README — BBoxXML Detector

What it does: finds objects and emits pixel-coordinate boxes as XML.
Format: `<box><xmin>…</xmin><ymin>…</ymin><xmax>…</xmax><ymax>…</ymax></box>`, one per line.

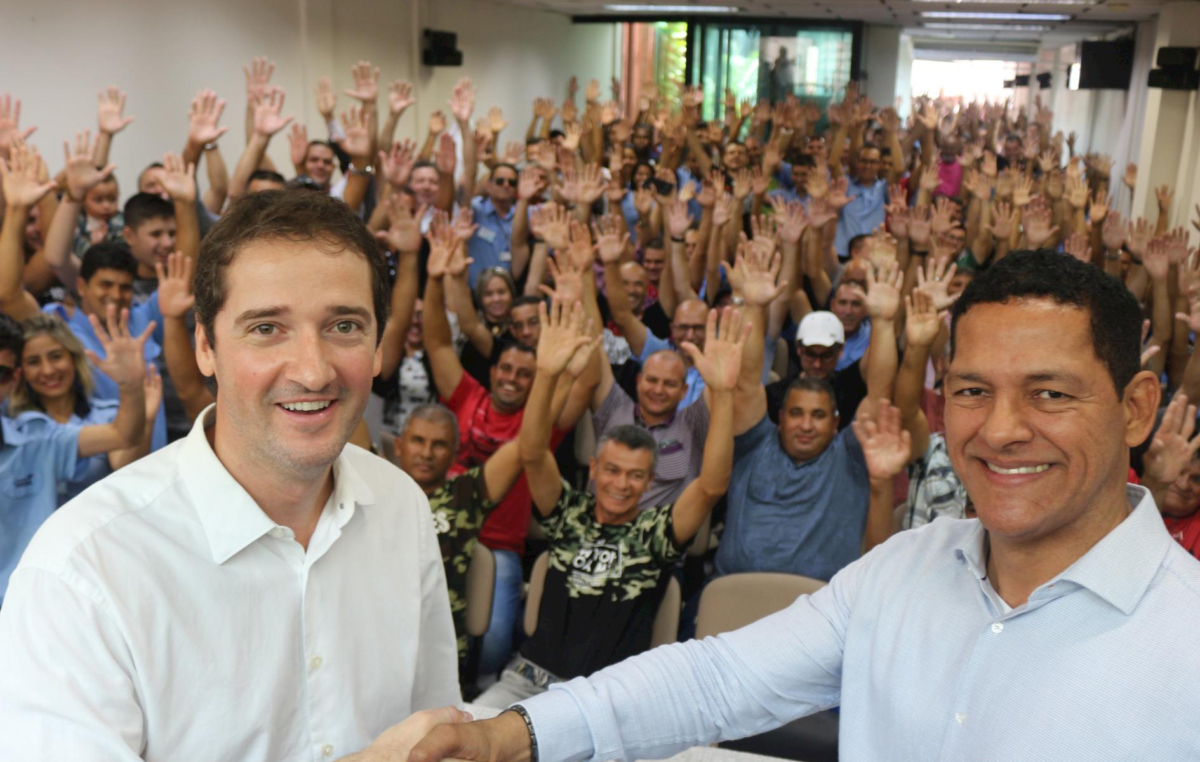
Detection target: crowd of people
<box><xmin>2</xmin><ymin>54</ymin><xmax>1200</xmax><ymax>754</ymax></box>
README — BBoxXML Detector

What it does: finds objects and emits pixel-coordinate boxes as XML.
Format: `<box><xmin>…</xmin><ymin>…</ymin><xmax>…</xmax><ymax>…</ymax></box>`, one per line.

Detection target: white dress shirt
<box><xmin>0</xmin><ymin>405</ymin><xmax>461</xmax><ymax>761</ymax></box>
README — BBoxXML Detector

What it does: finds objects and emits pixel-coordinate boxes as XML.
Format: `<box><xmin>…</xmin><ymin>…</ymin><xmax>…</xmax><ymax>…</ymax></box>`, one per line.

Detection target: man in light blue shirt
<box><xmin>408</xmin><ymin>251</ymin><xmax>1200</xmax><ymax>761</ymax></box>
<box><xmin>832</xmin><ymin>145</ymin><xmax>888</xmax><ymax>260</ymax></box>
<box><xmin>467</xmin><ymin>164</ymin><xmax>522</xmax><ymax>288</ymax></box>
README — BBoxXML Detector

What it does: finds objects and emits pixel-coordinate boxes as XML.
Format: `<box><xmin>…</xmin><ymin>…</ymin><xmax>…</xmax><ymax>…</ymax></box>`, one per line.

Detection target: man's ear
<box><xmin>122</xmin><ymin>226</ymin><xmax>135</xmax><ymax>244</ymax></box>
<box><xmin>1123</xmin><ymin>369</ymin><xmax>1163</xmax><ymax>448</ymax></box>
<box><xmin>195</xmin><ymin>321</ymin><xmax>216</xmax><ymax>379</ymax></box>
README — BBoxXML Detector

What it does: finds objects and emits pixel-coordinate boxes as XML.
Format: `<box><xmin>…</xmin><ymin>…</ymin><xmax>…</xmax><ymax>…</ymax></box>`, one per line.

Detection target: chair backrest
<box><xmin>773</xmin><ymin>336</ymin><xmax>791</xmax><ymax>380</ymax></box>
<box><xmin>695</xmin><ymin>572</ymin><xmax>826</xmax><ymax>639</ymax></box>
<box><xmin>464</xmin><ymin>541</ymin><xmax>496</xmax><ymax>637</ymax></box>
<box><xmin>524</xmin><ymin>550</ymin><xmax>682</xmax><ymax>647</ymax></box>
<box><xmin>575</xmin><ymin>413</ymin><xmax>596</xmax><ymax>464</ymax></box>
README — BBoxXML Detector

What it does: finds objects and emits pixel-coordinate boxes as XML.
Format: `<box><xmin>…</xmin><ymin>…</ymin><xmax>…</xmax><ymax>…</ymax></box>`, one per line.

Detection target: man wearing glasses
<box><xmin>830</xmin><ymin>144</ymin><xmax>900</xmax><ymax>261</ymax></box>
<box><xmin>466</xmin><ymin>164</ymin><xmax>522</xmax><ymax>288</ymax></box>
<box><xmin>766</xmin><ymin>311</ymin><xmax>865</xmax><ymax>432</ymax></box>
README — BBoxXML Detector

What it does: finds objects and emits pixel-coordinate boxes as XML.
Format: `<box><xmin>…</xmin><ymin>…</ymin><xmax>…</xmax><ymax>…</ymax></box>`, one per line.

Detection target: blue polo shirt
<box><xmin>833</xmin><ymin>177</ymin><xmax>888</xmax><ymax>258</ymax></box>
<box><xmin>716</xmin><ymin>415</ymin><xmax>868</xmax><ymax>581</ymax></box>
<box><xmin>0</xmin><ymin>413</ymin><xmax>81</xmax><ymax>603</ymax></box>
<box><xmin>54</xmin><ymin>399</ymin><xmax>119</xmax><ymax>506</ymax></box>
<box><xmin>467</xmin><ymin>196</ymin><xmax>518</xmax><ymax>288</ymax></box>
<box><xmin>43</xmin><ymin>303</ymin><xmax>167</xmax><ymax>452</ymax></box>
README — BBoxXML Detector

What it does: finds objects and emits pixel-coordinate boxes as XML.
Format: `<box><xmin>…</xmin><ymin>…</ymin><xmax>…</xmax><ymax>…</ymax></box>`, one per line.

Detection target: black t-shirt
<box><xmin>765</xmin><ymin>360</ymin><xmax>867</xmax><ymax>431</ymax></box>
<box><xmin>642</xmin><ymin>301</ymin><xmax>671</xmax><ymax>340</ymax></box>
<box><xmin>521</xmin><ymin>483</ymin><xmax>684</xmax><ymax>679</ymax></box>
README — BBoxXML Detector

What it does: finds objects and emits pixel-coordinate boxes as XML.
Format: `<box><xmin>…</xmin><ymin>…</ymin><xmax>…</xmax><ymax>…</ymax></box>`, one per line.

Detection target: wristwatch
<box><xmin>505</xmin><ymin>705</ymin><xmax>539</xmax><ymax>762</ymax></box>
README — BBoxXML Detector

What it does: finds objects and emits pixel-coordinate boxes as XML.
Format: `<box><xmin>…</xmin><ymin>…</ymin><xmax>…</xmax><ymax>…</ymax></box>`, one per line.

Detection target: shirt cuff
<box><xmin>519</xmin><ymin>684</ymin><xmax>597</xmax><ymax>762</ymax></box>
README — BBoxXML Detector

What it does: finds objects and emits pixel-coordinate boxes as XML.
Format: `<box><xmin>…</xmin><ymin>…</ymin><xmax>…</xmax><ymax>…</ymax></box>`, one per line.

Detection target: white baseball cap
<box><xmin>796</xmin><ymin>311</ymin><xmax>845</xmax><ymax>348</ymax></box>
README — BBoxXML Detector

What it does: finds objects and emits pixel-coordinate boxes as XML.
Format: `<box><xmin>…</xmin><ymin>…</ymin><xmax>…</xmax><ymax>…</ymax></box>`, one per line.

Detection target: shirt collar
<box><xmin>955</xmin><ymin>485</ymin><xmax>1171</xmax><ymax>615</ymax></box>
<box><xmin>181</xmin><ymin>405</ymin><xmax>376</xmax><ymax>565</ymax></box>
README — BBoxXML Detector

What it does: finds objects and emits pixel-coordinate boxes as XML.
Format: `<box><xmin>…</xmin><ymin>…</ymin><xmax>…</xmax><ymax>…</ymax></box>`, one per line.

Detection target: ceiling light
<box><xmin>604</xmin><ymin>4</ymin><xmax>740</xmax><ymax>11</ymax></box>
<box><xmin>921</xmin><ymin>11</ymin><xmax>1069</xmax><ymax>21</ymax></box>
<box><xmin>923</xmin><ymin>23</ymin><xmax>1053</xmax><ymax>32</ymax></box>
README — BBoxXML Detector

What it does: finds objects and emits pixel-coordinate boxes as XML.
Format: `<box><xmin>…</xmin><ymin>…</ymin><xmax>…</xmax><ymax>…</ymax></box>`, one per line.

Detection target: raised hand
<box><xmin>736</xmin><ymin>240</ymin><xmax>787</xmax><ymax>307</ymax></box>
<box><xmin>1063</xmin><ymin>232</ymin><xmax>1091</xmax><ymax>264</ymax></box>
<box><xmin>1123</xmin><ymin>162</ymin><xmax>1137</xmax><ymax>190</ymax></box>
<box><xmin>243</xmin><ymin>57</ymin><xmax>275</xmax><ymax>103</ymax></box>
<box><xmin>682</xmin><ymin>307</ymin><xmax>748</xmax><ymax>393</ymax></box>
<box><xmin>1102</xmin><ymin>211</ymin><xmax>1126</xmax><ymax>251</ymax></box>
<box><xmin>187</xmin><ymin>89</ymin><xmax>229</xmax><ymax>147</ymax></box>
<box><xmin>1143</xmin><ymin>237</ymin><xmax>1171</xmax><ymax>281</ymax></box>
<box><xmin>536</xmin><ymin>300</ymin><xmax>594</xmax><ymax>376</ymax></box>
<box><xmin>772</xmin><ymin>196</ymin><xmax>809</xmax><ymax>245</ymax></box>
<box><xmin>533</xmin><ymin>203</ymin><xmax>571</xmax><ymax>252</ymax></box>
<box><xmin>316</xmin><ymin>77</ymin><xmax>338</xmax><ymax>122</ymax></box>
<box><xmin>1157</xmin><ymin>184</ymin><xmax>1174</xmax><ymax>213</ymax></box>
<box><xmin>378</xmin><ymin>139</ymin><xmax>417</xmax><ymax>188</ymax></box>
<box><xmin>807</xmin><ymin>162</ymin><xmax>829</xmax><ymax>199</ymax></box>
<box><xmin>375</xmin><ymin>193</ymin><xmax>426</xmax><ymax>254</ymax></box>
<box><xmin>0</xmin><ymin>94</ymin><xmax>36</xmax><ymax>156</ymax></box>
<box><xmin>289</xmin><ymin>124</ymin><xmax>309</xmax><ymax>170</ymax></box>
<box><xmin>96</xmin><ymin>87</ymin><xmax>135</xmax><ymax>135</ymax></box>
<box><xmin>731</xmin><ymin>168</ymin><xmax>753</xmax><ymax>200</ymax></box>
<box><xmin>1023</xmin><ymin>202</ymin><xmax>1058</xmax><ymax>248</ymax></box>
<box><xmin>1144</xmin><ymin>392</ymin><xmax>1200</xmax><ymax>487</ymax></box>
<box><xmin>828</xmin><ymin>176</ymin><xmax>854</xmax><ymax>211</ymax></box>
<box><xmin>1065</xmin><ymin>174</ymin><xmax>1089</xmax><ymax>210</ymax></box>
<box><xmin>1011</xmin><ymin>172</ymin><xmax>1033</xmax><ymax>207</ymax></box>
<box><xmin>388</xmin><ymin>80</ymin><xmax>415</xmax><ymax>115</ymax></box>
<box><xmin>541</xmin><ymin>254</ymin><xmax>585</xmax><ymax>306</ymax></box>
<box><xmin>1089</xmin><ymin>191</ymin><xmax>1109</xmax><ymax>226</ymax></box>
<box><xmin>908</xmin><ymin>205</ymin><xmax>932</xmax><ymax>248</ymax></box>
<box><xmin>338</xmin><ymin>106</ymin><xmax>372</xmax><ymax>162</ymax></box>
<box><xmin>344</xmin><ymin>60</ymin><xmax>380</xmax><ymax>103</ymax></box>
<box><xmin>435</xmin><ymin>133</ymin><xmax>456</xmax><ymax>176</ymax></box>
<box><xmin>666</xmin><ymin>198</ymin><xmax>694</xmax><ymax>240</ymax></box>
<box><xmin>593</xmin><ymin>217</ymin><xmax>630</xmax><ymax>264</ymax></box>
<box><xmin>160</xmin><ymin>152</ymin><xmax>197</xmax><ymax>203</ymax></box>
<box><xmin>1126</xmin><ymin>216</ymin><xmax>1153</xmax><ymax>258</ymax></box>
<box><xmin>852</xmin><ymin>400</ymin><xmax>912</xmax><ymax>482</ymax></box>
<box><xmin>87</xmin><ymin>304</ymin><xmax>154</xmax><ymax>392</ymax></box>
<box><xmin>62</xmin><ymin>130</ymin><xmax>116</xmax><ymax>201</ymax></box>
<box><xmin>0</xmin><ymin>140</ymin><xmax>55</xmax><ymax>209</ymax></box>
<box><xmin>905</xmin><ymin>288</ymin><xmax>943</xmax><ymax>349</ymax></box>
<box><xmin>1177</xmin><ymin>284</ymin><xmax>1200</xmax><ymax>334</ymax></box>
<box><xmin>424</xmin><ymin>211</ymin><xmax>458</xmax><ymax>278</ymax></box>
<box><xmin>152</xmin><ymin>252</ymin><xmax>196</xmax><ymax>319</ymax></box>
<box><xmin>452</xmin><ymin>207</ymin><xmax>480</xmax><ymax>247</ymax></box>
<box><xmin>864</xmin><ymin>259</ymin><xmax>903</xmax><ymax>321</ymax></box>
<box><xmin>253</xmin><ymin>88</ymin><xmax>293</xmax><ymax>137</ymax></box>
<box><xmin>449</xmin><ymin>77</ymin><xmax>476</xmax><ymax>124</ymax></box>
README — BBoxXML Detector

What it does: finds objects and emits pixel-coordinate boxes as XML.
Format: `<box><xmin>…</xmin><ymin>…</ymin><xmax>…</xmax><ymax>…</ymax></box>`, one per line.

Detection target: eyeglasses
<box><xmin>494</xmin><ymin>177</ymin><xmax>518</xmax><ymax>187</ymax></box>
<box><xmin>800</xmin><ymin>346</ymin><xmax>839</xmax><ymax>362</ymax></box>
<box><xmin>0</xmin><ymin>365</ymin><xmax>14</xmax><ymax>383</ymax></box>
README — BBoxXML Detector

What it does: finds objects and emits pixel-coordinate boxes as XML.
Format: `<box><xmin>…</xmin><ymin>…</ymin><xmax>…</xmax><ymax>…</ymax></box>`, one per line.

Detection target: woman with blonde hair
<box><xmin>9</xmin><ymin>313</ymin><xmax>160</xmax><ymax>504</ymax></box>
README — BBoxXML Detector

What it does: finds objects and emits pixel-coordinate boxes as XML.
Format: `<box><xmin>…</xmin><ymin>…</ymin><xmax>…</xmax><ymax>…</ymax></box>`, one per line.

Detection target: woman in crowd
<box><xmin>453</xmin><ymin>265</ymin><xmax>517</xmax><ymax>386</ymax></box>
<box><xmin>8</xmin><ymin>314</ymin><xmax>159</xmax><ymax>504</ymax></box>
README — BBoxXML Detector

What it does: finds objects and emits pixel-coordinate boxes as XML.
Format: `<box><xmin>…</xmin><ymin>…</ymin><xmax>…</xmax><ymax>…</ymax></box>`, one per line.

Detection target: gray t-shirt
<box><xmin>715</xmin><ymin>415</ymin><xmax>868</xmax><ymax>581</ymax></box>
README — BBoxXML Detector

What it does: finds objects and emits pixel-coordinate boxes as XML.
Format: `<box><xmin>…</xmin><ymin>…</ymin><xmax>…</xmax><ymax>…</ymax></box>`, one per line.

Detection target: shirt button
<box><xmin>991</xmin><ymin>622</ymin><xmax>1004</xmax><ymax>634</ymax></box>
<box><xmin>270</xmin><ymin>527</ymin><xmax>288</xmax><ymax>539</ymax></box>
<box><xmin>310</xmin><ymin>656</ymin><xmax>323</xmax><ymax>670</ymax></box>
<box><xmin>955</xmin><ymin>712</ymin><xmax>967</xmax><ymax>725</ymax></box>
<box><xmin>322</xmin><ymin>744</ymin><xmax>334</xmax><ymax>757</ymax></box>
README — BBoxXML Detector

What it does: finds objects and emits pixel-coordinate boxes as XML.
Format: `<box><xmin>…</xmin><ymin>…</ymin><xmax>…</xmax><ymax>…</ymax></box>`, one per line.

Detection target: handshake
<box><xmin>355</xmin><ymin>706</ymin><xmax>531</xmax><ymax>762</ymax></box>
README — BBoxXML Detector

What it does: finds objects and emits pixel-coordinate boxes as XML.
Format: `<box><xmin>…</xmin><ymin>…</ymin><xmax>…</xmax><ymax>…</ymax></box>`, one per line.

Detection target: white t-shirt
<box><xmin>0</xmin><ymin>405</ymin><xmax>460</xmax><ymax>761</ymax></box>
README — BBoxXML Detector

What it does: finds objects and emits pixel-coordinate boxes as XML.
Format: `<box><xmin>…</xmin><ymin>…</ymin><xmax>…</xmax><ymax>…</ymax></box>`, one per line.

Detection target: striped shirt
<box><xmin>904</xmin><ymin>432</ymin><xmax>968</xmax><ymax>529</ymax></box>
<box><xmin>592</xmin><ymin>383</ymin><xmax>708</xmax><ymax>511</ymax></box>
<box><xmin>521</xmin><ymin>486</ymin><xmax>1200</xmax><ymax>762</ymax></box>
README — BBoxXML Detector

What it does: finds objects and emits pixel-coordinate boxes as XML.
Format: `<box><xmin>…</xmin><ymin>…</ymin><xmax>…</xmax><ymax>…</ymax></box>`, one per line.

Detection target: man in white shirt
<box><xmin>0</xmin><ymin>190</ymin><xmax>463</xmax><ymax>761</ymax></box>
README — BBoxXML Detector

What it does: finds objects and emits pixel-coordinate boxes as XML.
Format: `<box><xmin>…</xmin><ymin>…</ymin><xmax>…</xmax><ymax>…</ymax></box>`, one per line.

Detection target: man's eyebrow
<box><xmin>329</xmin><ymin>305</ymin><xmax>374</xmax><ymax>323</ymax></box>
<box><xmin>234</xmin><ymin>306</ymin><xmax>288</xmax><ymax>327</ymax></box>
<box><xmin>947</xmin><ymin>370</ymin><xmax>1086</xmax><ymax>385</ymax></box>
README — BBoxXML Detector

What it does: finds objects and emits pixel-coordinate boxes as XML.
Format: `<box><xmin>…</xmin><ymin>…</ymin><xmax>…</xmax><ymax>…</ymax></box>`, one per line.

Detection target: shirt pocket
<box><xmin>654</xmin><ymin>439</ymin><xmax>692</xmax><ymax>483</ymax></box>
<box><xmin>9</xmin><ymin>471</ymin><xmax>40</xmax><ymax>500</ymax></box>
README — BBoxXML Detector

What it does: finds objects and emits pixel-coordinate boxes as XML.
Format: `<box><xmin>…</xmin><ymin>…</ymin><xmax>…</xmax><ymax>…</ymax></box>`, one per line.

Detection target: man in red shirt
<box><xmin>1141</xmin><ymin>392</ymin><xmax>1200</xmax><ymax>559</ymax></box>
<box><xmin>422</xmin><ymin>225</ymin><xmax>596</xmax><ymax>680</ymax></box>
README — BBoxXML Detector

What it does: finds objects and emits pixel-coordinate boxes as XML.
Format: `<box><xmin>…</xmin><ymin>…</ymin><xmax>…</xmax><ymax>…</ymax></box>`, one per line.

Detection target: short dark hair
<box><xmin>249</xmin><ymin>169</ymin><xmax>287</xmax><ymax>185</ymax></box>
<box><xmin>80</xmin><ymin>241</ymin><xmax>138</xmax><ymax>282</ymax></box>
<box><xmin>643</xmin><ymin>236</ymin><xmax>665</xmax><ymax>251</ymax></box>
<box><xmin>950</xmin><ymin>249</ymin><xmax>1142</xmax><ymax>394</ymax></box>
<box><xmin>193</xmin><ymin>190</ymin><xmax>389</xmax><ymax>347</ymax></box>
<box><xmin>526</xmin><ymin>136</ymin><xmax>544</xmax><ymax>146</ymax></box>
<box><xmin>782</xmin><ymin>377</ymin><xmax>837</xmax><ymax>412</ymax></box>
<box><xmin>548</xmin><ymin>129</ymin><xmax>565</xmax><ymax>140</ymax></box>
<box><xmin>411</xmin><ymin>159</ymin><xmax>438</xmax><ymax>177</ymax></box>
<box><xmin>793</xmin><ymin>154</ymin><xmax>817</xmax><ymax>168</ymax></box>
<box><xmin>493</xmin><ymin>334</ymin><xmax>536</xmax><ymax>362</ymax></box>
<box><xmin>596</xmin><ymin>424</ymin><xmax>658</xmax><ymax>471</ymax></box>
<box><xmin>511</xmin><ymin>295</ymin><xmax>543</xmax><ymax>311</ymax></box>
<box><xmin>123</xmin><ymin>192</ymin><xmax>175</xmax><ymax>230</ymax></box>
<box><xmin>847</xmin><ymin>234</ymin><xmax>871</xmax><ymax>257</ymax></box>
<box><xmin>0</xmin><ymin>312</ymin><xmax>22</xmax><ymax>359</ymax></box>
<box><xmin>490</xmin><ymin>163</ymin><xmax>519</xmax><ymax>179</ymax></box>
<box><xmin>1005</xmin><ymin>133</ymin><xmax>1024</xmax><ymax>145</ymax></box>
<box><xmin>859</xmin><ymin>142</ymin><xmax>881</xmax><ymax>155</ymax></box>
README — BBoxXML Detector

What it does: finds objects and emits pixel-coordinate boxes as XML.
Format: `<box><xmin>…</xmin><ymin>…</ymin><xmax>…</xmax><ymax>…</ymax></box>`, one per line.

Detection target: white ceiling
<box><xmin>494</xmin><ymin>0</ymin><xmax>1179</xmax><ymax>44</ymax></box>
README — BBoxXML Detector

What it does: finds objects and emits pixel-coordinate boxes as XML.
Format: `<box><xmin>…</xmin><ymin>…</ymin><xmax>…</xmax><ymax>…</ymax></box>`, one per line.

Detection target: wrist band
<box><xmin>506</xmin><ymin>705</ymin><xmax>539</xmax><ymax>762</ymax></box>
<box><xmin>203</xmin><ymin>142</ymin><xmax>219</xmax><ymax>152</ymax></box>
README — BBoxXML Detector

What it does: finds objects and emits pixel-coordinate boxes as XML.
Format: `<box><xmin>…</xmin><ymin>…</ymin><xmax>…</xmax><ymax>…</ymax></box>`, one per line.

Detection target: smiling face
<box><xmin>798</xmin><ymin>341</ymin><xmax>843</xmax><ymax>381</ymax></box>
<box><xmin>590</xmin><ymin>441</ymin><xmax>655</xmax><ymax>520</ymax></box>
<box><xmin>304</xmin><ymin>143</ymin><xmax>336</xmax><ymax>187</ymax></box>
<box><xmin>945</xmin><ymin>299</ymin><xmax>1153</xmax><ymax>547</ymax></box>
<box><xmin>642</xmin><ymin>246</ymin><xmax>665</xmax><ymax>286</ymax></box>
<box><xmin>395</xmin><ymin>415</ymin><xmax>458</xmax><ymax>492</ymax></box>
<box><xmin>489</xmin><ymin>165</ymin><xmax>518</xmax><ymax>205</ymax></box>
<box><xmin>195</xmin><ymin>239</ymin><xmax>382</xmax><ymax>479</ymax></box>
<box><xmin>21</xmin><ymin>333</ymin><xmax>77</xmax><ymax>403</ymax></box>
<box><xmin>479</xmin><ymin>273</ymin><xmax>514</xmax><ymax>323</ymax></box>
<box><xmin>830</xmin><ymin>283</ymin><xmax>867</xmax><ymax>336</ymax></box>
<box><xmin>76</xmin><ymin>267</ymin><xmax>134</xmax><ymax>321</ymax></box>
<box><xmin>488</xmin><ymin>346</ymin><xmax>536</xmax><ymax>412</ymax></box>
<box><xmin>509</xmin><ymin>303</ymin><xmax>541</xmax><ymax>347</ymax></box>
<box><xmin>778</xmin><ymin>387</ymin><xmax>838</xmax><ymax>461</ymax></box>
<box><xmin>636</xmin><ymin>351</ymin><xmax>687</xmax><ymax>422</ymax></box>
<box><xmin>123</xmin><ymin>216</ymin><xmax>177</xmax><ymax>273</ymax></box>
<box><xmin>620</xmin><ymin>262</ymin><xmax>648</xmax><ymax>315</ymax></box>
<box><xmin>410</xmin><ymin>166</ymin><xmax>440</xmax><ymax>207</ymax></box>
<box><xmin>855</xmin><ymin>147</ymin><xmax>882</xmax><ymax>186</ymax></box>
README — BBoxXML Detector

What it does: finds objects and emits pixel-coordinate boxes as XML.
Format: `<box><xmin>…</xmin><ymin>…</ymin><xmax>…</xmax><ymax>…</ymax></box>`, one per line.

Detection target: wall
<box><xmin>861</xmin><ymin>25</ymin><xmax>901</xmax><ymax>111</ymax></box>
<box><xmin>0</xmin><ymin>0</ymin><xmax>617</xmax><ymax>196</ymax></box>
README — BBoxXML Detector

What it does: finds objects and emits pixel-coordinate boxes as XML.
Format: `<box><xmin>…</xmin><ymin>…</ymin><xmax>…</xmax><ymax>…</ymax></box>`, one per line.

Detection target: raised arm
<box><xmin>374</xmin><ymin>194</ymin><xmax>426</xmax><ymax>380</ymax></box>
<box><xmin>43</xmin><ymin>131</ymin><xmax>116</xmax><ymax>285</ymax></box>
<box><xmin>511</xmin><ymin>168</ymin><xmax>546</xmax><ymax>281</ymax></box>
<box><xmin>181</xmin><ymin>89</ymin><xmax>229</xmax><ymax>170</ymax></box>
<box><xmin>1142</xmin><ymin>391</ymin><xmax>1200</xmax><ymax>510</ymax></box>
<box><xmin>338</xmin><ymin>105</ymin><xmax>374</xmax><ymax>213</ymax></box>
<box><xmin>159</xmin><ymin>153</ymin><xmax>199</xmax><ymax>260</ymax></box>
<box><xmin>521</xmin><ymin>300</ymin><xmax>596</xmax><ymax>515</ymax></box>
<box><xmin>672</xmin><ymin>307</ymin><xmax>746</xmax><ymax>544</ymax></box>
<box><xmin>76</xmin><ymin>304</ymin><xmax>151</xmax><ymax>458</ymax></box>
<box><xmin>597</xmin><ymin>217</ymin><xmax>650</xmax><ymax>356</ymax></box>
<box><xmin>93</xmin><ymin>87</ymin><xmax>135</xmax><ymax>170</ymax></box>
<box><xmin>665</xmin><ymin>197</ymin><xmax>698</xmax><ymax>304</ymax></box>
<box><xmin>422</xmin><ymin>215</ymin><xmax>467</xmax><ymax>399</ymax></box>
<box><xmin>202</xmin><ymin>144</ymin><xmax>229</xmax><ymax>215</ymax></box>
<box><xmin>856</xmin><ymin>257</ymin><xmax>903</xmax><ymax>418</ymax></box>
<box><xmin>894</xmin><ymin>288</ymin><xmax>940</xmax><ymax>464</ymax></box>
<box><xmin>229</xmin><ymin>89</ymin><xmax>293</xmax><ymax>201</ymax></box>
<box><xmin>449</xmin><ymin>78</ymin><xmax>478</xmax><ymax>206</ymax></box>
<box><xmin>852</xmin><ymin>399</ymin><xmax>911</xmax><ymax>553</ymax></box>
<box><xmin>724</xmin><ymin>235</ymin><xmax>786</xmax><ymax>434</ymax></box>
<box><xmin>0</xmin><ymin>141</ymin><xmax>54</xmax><ymax>319</ymax></box>
<box><xmin>379</xmin><ymin>80</ymin><xmax>414</xmax><ymax>149</ymax></box>
<box><xmin>154</xmin><ymin>252</ymin><xmax>212</xmax><ymax>422</ymax></box>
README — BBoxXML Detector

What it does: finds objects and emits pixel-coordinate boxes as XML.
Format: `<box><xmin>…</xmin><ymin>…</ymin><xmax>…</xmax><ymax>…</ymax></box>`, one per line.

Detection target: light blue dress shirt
<box><xmin>520</xmin><ymin>486</ymin><xmax>1200</xmax><ymax>761</ymax></box>
<box><xmin>837</xmin><ymin>318</ymin><xmax>871</xmax><ymax>372</ymax></box>
<box><xmin>0</xmin><ymin>413</ymin><xmax>80</xmax><ymax>603</ymax></box>
<box><xmin>833</xmin><ymin>177</ymin><xmax>887</xmax><ymax>259</ymax></box>
<box><xmin>467</xmin><ymin>196</ymin><xmax>519</xmax><ymax>288</ymax></box>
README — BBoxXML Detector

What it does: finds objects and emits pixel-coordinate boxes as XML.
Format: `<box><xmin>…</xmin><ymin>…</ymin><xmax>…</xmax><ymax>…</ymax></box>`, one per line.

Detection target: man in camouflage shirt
<box><xmin>475</xmin><ymin>300</ymin><xmax>744</xmax><ymax>708</ymax></box>
<box><xmin>394</xmin><ymin>403</ymin><xmax>525</xmax><ymax>669</ymax></box>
